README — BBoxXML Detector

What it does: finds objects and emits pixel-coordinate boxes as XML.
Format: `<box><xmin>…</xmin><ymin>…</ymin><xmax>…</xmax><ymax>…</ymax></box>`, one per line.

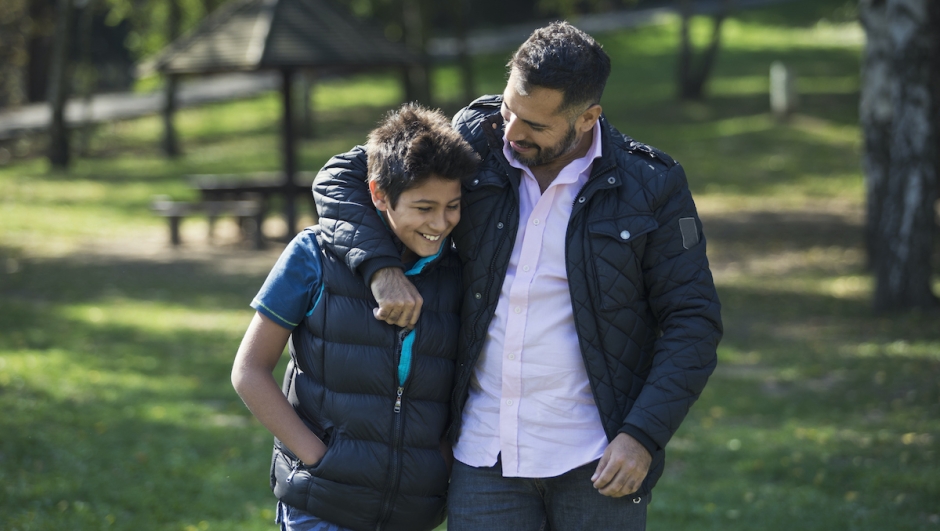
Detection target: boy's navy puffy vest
<box><xmin>271</xmin><ymin>227</ymin><xmax>461</xmax><ymax>531</ymax></box>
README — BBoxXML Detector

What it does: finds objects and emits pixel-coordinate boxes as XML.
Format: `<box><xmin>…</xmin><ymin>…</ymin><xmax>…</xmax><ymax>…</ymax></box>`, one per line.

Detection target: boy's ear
<box><xmin>369</xmin><ymin>180</ymin><xmax>389</xmax><ymax>211</ymax></box>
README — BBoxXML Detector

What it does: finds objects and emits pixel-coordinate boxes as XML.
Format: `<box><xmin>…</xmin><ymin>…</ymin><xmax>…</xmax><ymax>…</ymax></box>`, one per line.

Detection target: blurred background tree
<box><xmin>859</xmin><ymin>0</ymin><xmax>940</xmax><ymax>313</ymax></box>
<box><xmin>677</xmin><ymin>0</ymin><xmax>732</xmax><ymax>100</ymax></box>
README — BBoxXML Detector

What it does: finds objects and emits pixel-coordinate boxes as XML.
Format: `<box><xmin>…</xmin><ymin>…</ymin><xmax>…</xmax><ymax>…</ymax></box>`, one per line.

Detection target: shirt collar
<box><xmin>502</xmin><ymin>120</ymin><xmax>603</xmax><ymax>185</ymax></box>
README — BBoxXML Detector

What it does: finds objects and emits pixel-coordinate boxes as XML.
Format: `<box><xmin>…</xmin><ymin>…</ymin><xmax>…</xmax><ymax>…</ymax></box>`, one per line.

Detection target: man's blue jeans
<box><xmin>448</xmin><ymin>457</ymin><xmax>648</xmax><ymax>531</ymax></box>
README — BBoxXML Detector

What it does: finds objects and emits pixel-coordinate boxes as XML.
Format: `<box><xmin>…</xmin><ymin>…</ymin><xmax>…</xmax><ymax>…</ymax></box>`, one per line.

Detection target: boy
<box><xmin>232</xmin><ymin>103</ymin><xmax>479</xmax><ymax>531</ymax></box>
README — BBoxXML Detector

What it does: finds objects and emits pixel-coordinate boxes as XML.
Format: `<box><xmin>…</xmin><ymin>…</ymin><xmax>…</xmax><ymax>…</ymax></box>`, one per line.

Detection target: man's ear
<box><xmin>576</xmin><ymin>104</ymin><xmax>603</xmax><ymax>133</ymax></box>
<box><xmin>369</xmin><ymin>180</ymin><xmax>389</xmax><ymax>211</ymax></box>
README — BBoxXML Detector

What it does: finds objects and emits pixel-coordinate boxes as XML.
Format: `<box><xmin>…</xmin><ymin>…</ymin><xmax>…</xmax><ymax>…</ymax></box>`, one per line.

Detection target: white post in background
<box><xmin>770</xmin><ymin>61</ymin><xmax>797</xmax><ymax>120</ymax></box>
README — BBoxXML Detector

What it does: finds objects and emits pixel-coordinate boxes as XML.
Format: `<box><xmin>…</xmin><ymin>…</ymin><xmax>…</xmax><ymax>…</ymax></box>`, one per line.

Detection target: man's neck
<box><xmin>528</xmin><ymin>128</ymin><xmax>595</xmax><ymax>193</ymax></box>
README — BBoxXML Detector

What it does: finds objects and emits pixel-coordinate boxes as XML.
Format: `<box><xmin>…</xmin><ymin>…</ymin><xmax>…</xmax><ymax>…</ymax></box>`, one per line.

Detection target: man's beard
<box><xmin>509</xmin><ymin>122</ymin><xmax>578</xmax><ymax>168</ymax></box>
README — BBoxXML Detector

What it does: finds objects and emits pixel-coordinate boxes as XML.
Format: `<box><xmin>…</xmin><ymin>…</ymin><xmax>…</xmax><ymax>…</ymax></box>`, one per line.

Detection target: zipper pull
<box><xmin>393</xmin><ymin>386</ymin><xmax>404</xmax><ymax>413</ymax></box>
<box><xmin>286</xmin><ymin>460</ymin><xmax>301</xmax><ymax>483</ymax></box>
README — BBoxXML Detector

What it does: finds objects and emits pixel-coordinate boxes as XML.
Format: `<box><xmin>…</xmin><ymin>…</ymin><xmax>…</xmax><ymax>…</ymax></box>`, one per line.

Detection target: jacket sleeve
<box><xmin>312</xmin><ymin>145</ymin><xmax>403</xmax><ymax>282</ymax></box>
<box><xmin>620</xmin><ymin>161</ymin><xmax>723</xmax><ymax>454</ymax></box>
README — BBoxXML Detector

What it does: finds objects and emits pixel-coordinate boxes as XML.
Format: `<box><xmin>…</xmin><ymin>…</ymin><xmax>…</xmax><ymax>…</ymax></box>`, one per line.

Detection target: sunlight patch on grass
<box><xmin>841</xmin><ymin>340</ymin><xmax>940</xmax><ymax>361</ymax></box>
<box><xmin>821</xmin><ymin>275</ymin><xmax>872</xmax><ymax>299</ymax></box>
<box><xmin>788</xmin><ymin>115</ymin><xmax>861</xmax><ymax>146</ymax></box>
<box><xmin>722</xmin><ymin>18</ymin><xmax>864</xmax><ymax>50</ymax></box>
<box><xmin>0</xmin><ymin>350</ymin><xmax>200</xmax><ymax>402</ymax></box>
<box><xmin>710</xmin><ymin>76</ymin><xmax>768</xmax><ymax>96</ymax></box>
<box><xmin>798</xmin><ymin>76</ymin><xmax>859</xmax><ymax>94</ymax></box>
<box><xmin>60</xmin><ymin>301</ymin><xmax>247</xmax><ymax>335</ymax></box>
<box><xmin>314</xmin><ymin>73</ymin><xmax>401</xmax><ymax>109</ymax></box>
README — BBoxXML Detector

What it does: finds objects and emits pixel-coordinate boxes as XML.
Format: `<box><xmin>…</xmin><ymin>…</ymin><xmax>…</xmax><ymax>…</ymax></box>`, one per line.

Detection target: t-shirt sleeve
<box><xmin>251</xmin><ymin>230</ymin><xmax>323</xmax><ymax>330</ymax></box>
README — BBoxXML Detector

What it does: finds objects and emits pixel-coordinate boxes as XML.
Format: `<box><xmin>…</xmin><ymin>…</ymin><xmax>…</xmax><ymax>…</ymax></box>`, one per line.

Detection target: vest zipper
<box><xmin>376</xmin><ymin>328</ymin><xmax>412</xmax><ymax>530</ymax></box>
<box><xmin>285</xmin><ymin>460</ymin><xmax>302</xmax><ymax>483</ymax></box>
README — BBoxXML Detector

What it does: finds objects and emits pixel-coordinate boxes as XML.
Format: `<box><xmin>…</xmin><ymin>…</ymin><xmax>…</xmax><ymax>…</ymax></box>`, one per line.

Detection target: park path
<box><xmin>0</xmin><ymin>0</ymin><xmax>791</xmax><ymax>141</ymax></box>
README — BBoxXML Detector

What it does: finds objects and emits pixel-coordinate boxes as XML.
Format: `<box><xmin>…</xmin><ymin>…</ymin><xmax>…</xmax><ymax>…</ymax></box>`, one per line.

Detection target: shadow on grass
<box><xmin>1</xmin><ymin>248</ymin><xmax>284</xmax><ymax>529</ymax></box>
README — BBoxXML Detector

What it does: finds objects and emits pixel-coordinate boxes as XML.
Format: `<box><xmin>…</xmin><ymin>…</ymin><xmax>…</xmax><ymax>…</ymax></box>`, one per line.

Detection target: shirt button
<box><xmin>533</xmin><ymin>219</ymin><xmax>540</xmax><ymax>225</ymax></box>
<box><xmin>474</xmin><ymin>292</ymin><xmax>482</xmax><ymax>299</ymax></box>
<box><xmin>508</xmin><ymin>353</ymin><xmax>515</xmax><ymax>360</ymax></box>
<box><xmin>578</xmin><ymin>196</ymin><xmax>586</xmax><ymax>203</ymax></box>
<box><xmin>506</xmin><ymin>399</ymin><xmax>513</xmax><ymax>406</ymax></box>
<box><xmin>620</xmin><ymin>230</ymin><xmax>631</xmax><ymax>240</ymax></box>
<box><xmin>608</xmin><ymin>176</ymin><xmax>616</xmax><ymax>185</ymax></box>
<box><xmin>497</xmin><ymin>222</ymin><xmax>504</xmax><ymax>229</ymax></box>
<box><xmin>522</xmin><ymin>265</ymin><xmax>530</xmax><ymax>272</ymax></box>
<box><xmin>514</xmin><ymin>307</ymin><xmax>521</xmax><ymax>314</ymax></box>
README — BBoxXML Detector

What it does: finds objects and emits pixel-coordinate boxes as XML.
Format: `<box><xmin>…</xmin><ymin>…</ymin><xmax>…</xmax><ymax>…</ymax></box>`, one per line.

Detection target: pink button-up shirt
<box><xmin>453</xmin><ymin>121</ymin><xmax>609</xmax><ymax>478</ymax></box>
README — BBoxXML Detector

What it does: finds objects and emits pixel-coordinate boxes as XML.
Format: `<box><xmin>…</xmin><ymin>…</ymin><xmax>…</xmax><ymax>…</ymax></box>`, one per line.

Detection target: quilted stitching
<box><xmin>311</xmin><ymin>98</ymin><xmax>723</xmax><ymax>495</ymax></box>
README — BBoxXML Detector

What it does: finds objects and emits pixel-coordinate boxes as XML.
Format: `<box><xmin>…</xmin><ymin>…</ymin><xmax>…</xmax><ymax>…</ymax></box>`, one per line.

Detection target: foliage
<box><xmin>103</xmin><ymin>0</ymin><xmax>213</xmax><ymax>61</ymax></box>
<box><xmin>1</xmin><ymin>0</ymin><xmax>938</xmax><ymax>529</ymax></box>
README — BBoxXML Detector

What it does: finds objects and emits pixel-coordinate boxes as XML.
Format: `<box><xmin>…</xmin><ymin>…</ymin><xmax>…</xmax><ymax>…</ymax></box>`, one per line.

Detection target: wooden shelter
<box><xmin>152</xmin><ymin>0</ymin><xmax>419</xmax><ymax>236</ymax></box>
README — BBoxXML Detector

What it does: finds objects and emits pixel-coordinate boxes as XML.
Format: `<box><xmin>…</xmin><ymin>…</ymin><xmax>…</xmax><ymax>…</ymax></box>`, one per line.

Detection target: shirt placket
<box><xmin>498</xmin><ymin>183</ymin><xmax>558</xmax><ymax>474</ymax></box>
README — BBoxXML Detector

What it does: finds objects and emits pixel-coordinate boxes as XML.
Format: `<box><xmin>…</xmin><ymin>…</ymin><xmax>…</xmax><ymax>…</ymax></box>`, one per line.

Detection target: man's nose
<box><xmin>504</xmin><ymin>113</ymin><xmax>522</xmax><ymax>141</ymax></box>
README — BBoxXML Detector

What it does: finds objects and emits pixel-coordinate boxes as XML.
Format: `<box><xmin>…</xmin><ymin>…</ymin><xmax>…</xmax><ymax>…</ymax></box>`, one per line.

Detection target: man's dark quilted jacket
<box><xmin>313</xmin><ymin>95</ymin><xmax>722</xmax><ymax>496</ymax></box>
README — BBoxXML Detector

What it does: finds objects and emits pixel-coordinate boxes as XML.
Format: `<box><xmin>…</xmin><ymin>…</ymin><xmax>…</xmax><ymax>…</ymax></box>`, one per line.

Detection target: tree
<box><xmin>677</xmin><ymin>0</ymin><xmax>732</xmax><ymax>101</ymax></box>
<box><xmin>48</xmin><ymin>0</ymin><xmax>75</xmax><ymax>169</ymax></box>
<box><xmin>859</xmin><ymin>0</ymin><xmax>940</xmax><ymax>312</ymax></box>
<box><xmin>161</xmin><ymin>0</ymin><xmax>182</xmax><ymax>157</ymax></box>
<box><xmin>0</xmin><ymin>0</ymin><xmax>30</xmax><ymax>108</ymax></box>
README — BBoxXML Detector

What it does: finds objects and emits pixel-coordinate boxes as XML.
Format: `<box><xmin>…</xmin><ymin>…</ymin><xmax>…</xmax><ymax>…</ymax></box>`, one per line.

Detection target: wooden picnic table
<box><xmin>188</xmin><ymin>171</ymin><xmax>316</xmax><ymax>212</ymax></box>
<box><xmin>151</xmin><ymin>172</ymin><xmax>318</xmax><ymax>248</ymax></box>
<box><xmin>189</xmin><ymin>171</ymin><xmax>318</xmax><ymax>234</ymax></box>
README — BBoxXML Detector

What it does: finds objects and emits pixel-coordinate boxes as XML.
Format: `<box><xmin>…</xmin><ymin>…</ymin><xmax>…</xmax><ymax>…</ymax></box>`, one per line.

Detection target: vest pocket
<box><xmin>587</xmin><ymin>216</ymin><xmax>658</xmax><ymax>310</ymax></box>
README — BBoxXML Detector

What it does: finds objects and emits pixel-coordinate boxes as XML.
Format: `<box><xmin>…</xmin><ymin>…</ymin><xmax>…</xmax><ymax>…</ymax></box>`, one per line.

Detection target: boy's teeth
<box><xmin>422</xmin><ymin>233</ymin><xmax>440</xmax><ymax>241</ymax></box>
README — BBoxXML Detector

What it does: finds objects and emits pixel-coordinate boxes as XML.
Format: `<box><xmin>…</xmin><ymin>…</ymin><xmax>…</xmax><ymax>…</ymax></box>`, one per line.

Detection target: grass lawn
<box><xmin>1</xmin><ymin>0</ymin><xmax>938</xmax><ymax>529</ymax></box>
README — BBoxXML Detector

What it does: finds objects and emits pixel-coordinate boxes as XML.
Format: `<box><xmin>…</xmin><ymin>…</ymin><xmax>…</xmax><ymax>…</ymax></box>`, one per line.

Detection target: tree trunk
<box><xmin>863</xmin><ymin>0</ymin><xmax>940</xmax><ymax>312</ymax></box>
<box><xmin>860</xmin><ymin>0</ymin><xmax>892</xmax><ymax>268</ymax></box>
<box><xmin>677</xmin><ymin>0</ymin><xmax>731</xmax><ymax>101</ymax></box>
<box><xmin>281</xmin><ymin>68</ymin><xmax>298</xmax><ymax>237</ymax></box>
<box><xmin>162</xmin><ymin>0</ymin><xmax>182</xmax><ymax>158</ymax></box>
<box><xmin>76</xmin><ymin>0</ymin><xmax>99</xmax><ymax>157</ymax></box>
<box><xmin>47</xmin><ymin>0</ymin><xmax>74</xmax><ymax>169</ymax></box>
<box><xmin>27</xmin><ymin>0</ymin><xmax>53</xmax><ymax>104</ymax></box>
<box><xmin>402</xmin><ymin>0</ymin><xmax>431</xmax><ymax>104</ymax></box>
<box><xmin>453</xmin><ymin>0</ymin><xmax>474</xmax><ymax>104</ymax></box>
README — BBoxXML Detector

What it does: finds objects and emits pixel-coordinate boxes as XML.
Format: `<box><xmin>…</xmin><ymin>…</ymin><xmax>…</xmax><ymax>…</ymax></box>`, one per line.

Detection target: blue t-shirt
<box><xmin>251</xmin><ymin>230</ymin><xmax>323</xmax><ymax>330</ymax></box>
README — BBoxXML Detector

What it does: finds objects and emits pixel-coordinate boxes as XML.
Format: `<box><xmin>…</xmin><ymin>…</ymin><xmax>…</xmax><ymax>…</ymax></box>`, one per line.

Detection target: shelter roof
<box><xmin>153</xmin><ymin>0</ymin><xmax>418</xmax><ymax>74</ymax></box>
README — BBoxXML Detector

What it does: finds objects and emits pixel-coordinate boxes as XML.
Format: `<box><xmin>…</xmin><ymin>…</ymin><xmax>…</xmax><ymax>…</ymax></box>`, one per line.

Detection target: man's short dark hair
<box><xmin>507</xmin><ymin>21</ymin><xmax>611</xmax><ymax>115</ymax></box>
<box><xmin>366</xmin><ymin>103</ymin><xmax>480</xmax><ymax>208</ymax></box>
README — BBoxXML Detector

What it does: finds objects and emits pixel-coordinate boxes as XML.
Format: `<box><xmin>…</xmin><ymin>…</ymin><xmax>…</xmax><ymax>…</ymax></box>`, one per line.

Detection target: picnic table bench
<box><xmin>150</xmin><ymin>195</ymin><xmax>266</xmax><ymax>248</ymax></box>
<box><xmin>151</xmin><ymin>171</ymin><xmax>318</xmax><ymax>249</ymax></box>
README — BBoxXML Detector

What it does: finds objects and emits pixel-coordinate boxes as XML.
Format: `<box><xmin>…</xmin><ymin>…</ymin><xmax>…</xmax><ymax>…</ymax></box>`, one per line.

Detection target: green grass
<box><xmin>1</xmin><ymin>0</ymin><xmax>938</xmax><ymax>529</ymax></box>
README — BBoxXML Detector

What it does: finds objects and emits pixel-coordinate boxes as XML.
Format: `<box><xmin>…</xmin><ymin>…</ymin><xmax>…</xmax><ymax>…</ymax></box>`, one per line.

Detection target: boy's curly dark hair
<box><xmin>507</xmin><ymin>21</ymin><xmax>611</xmax><ymax>116</ymax></box>
<box><xmin>366</xmin><ymin>103</ymin><xmax>480</xmax><ymax>208</ymax></box>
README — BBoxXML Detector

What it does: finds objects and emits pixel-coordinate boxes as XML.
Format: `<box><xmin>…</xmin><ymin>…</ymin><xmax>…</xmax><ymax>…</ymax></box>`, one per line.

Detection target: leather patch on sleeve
<box><xmin>679</xmin><ymin>217</ymin><xmax>699</xmax><ymax>249</ymax></box>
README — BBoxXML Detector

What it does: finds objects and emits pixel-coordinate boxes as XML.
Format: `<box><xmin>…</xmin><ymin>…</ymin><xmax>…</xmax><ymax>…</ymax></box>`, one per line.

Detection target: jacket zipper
<box><xmin>566</xmin><ymin>163</ymin><xmax>619</xmax><ymax>442</ymax></box>
<box><xmin>376</xmin><ymin>328</ymin><xmax>412</xmax><ymax>530</ymax></box>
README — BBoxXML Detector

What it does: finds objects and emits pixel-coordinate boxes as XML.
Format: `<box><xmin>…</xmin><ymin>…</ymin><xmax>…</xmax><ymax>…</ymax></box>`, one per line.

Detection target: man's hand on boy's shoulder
<box><xmin>370</xmin><ymin>267</ymin><xmax>423</xmax><ymax>328</ymax></box>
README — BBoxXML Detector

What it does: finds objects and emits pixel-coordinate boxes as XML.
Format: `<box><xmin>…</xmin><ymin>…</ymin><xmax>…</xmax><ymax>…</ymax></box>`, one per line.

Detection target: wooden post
<box><xmin>769</xmin><ymin>61</ymin><xmax>797</xmax><ymax>119</ymax></box>
<box><xmin>48</xmin><ymin>0</ymin><xmax>74</xmax><ymax>169</ymax></box>
<box><xmin>281</xmin><ymin>68</ymin><xmax>297</xmax><ymax>237</ymax></box>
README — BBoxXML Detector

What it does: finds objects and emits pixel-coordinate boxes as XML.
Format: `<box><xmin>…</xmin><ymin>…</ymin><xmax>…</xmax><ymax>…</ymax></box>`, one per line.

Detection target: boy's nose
<box><xmin>428</xmin><ymin>212</ymin><xmax>446</xmax><ymax>231</ymax></box>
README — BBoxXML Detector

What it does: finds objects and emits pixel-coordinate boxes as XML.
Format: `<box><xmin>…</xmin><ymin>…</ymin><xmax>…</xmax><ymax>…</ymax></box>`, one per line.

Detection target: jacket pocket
<box><xmin>587</xmin><ymin>215</ymin><xmax>659</xmax><ymax>310</ymax></box>
<box><xmin>271</xmin><ymin>435</ymin><xmax>333</xmax><ymax>510</ymax></box>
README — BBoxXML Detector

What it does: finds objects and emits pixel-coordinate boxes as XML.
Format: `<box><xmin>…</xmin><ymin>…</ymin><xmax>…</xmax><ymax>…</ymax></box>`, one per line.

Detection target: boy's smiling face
<box><xmin>370</xmin><ymin>175</ymin><xmax>462</xmax><ymax>261</ymax></box>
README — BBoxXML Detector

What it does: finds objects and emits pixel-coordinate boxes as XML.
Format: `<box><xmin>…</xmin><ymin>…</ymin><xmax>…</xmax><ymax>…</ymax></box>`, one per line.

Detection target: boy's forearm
<box><xmin>232</xmin><ymin>313</ymin><xmax>326</xmax><ymax>465</ymax></box>
<box><xmin>233</xmin><ymin>367</ymin><xmax>326</xmax><ymax>465</ymax></box>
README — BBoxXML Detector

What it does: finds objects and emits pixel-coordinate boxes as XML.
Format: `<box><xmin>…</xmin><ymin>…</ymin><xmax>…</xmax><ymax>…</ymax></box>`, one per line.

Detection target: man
<box><xmin>313</xmin><ymin>21</ymin><xmax>722</xmax><ymax>531</ymax></box>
